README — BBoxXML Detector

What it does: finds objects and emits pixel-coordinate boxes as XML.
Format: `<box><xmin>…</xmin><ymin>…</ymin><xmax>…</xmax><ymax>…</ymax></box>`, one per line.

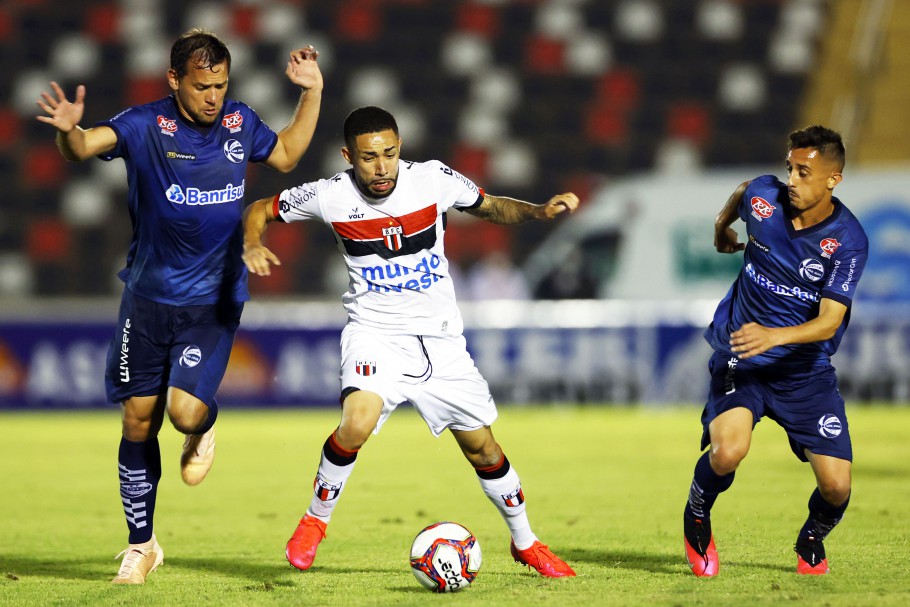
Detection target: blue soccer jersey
<box><xmin>704</xmin><ymin>174</ymin><xmax>869</xmax><ymax>369</ymax></box>
<box><xmin>97</xmin><ymin>96</ymin><xmax>278</xmax><ymax>305</ymax></box>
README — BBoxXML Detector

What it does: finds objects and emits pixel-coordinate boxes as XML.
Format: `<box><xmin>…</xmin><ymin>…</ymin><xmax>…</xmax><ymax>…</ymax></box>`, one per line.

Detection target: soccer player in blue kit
<box><xmin>36</xmin><ymin>29</ymin><xmax>323</xmax><ymax>584</ymax></box>
<box><xmin>682</xmin><ymin>126</ymin><xmax>868</xmax><ymax>577</ymax></box>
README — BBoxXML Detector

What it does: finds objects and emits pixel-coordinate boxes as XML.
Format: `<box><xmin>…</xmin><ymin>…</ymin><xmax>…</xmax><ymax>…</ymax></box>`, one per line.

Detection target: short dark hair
<box><xmin>788</xmin><ymin>125</ymin><xmax>845</xmax><ymax>171</ymax></box>
<box><xmin>170</xmin><ymin>28</ymin><xmax>231</xmax><ymax>79</ymax></box>
<box><xmin>343</xmin><ymin>106</ymin><xmax>399</xmax><ymax>150</ymax></box>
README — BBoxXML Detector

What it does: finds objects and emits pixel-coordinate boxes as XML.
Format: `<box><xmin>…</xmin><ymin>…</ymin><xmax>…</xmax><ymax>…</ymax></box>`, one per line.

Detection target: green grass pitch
<box><xmin>1</xmin><ymin>405</ymin><xmax>909</xmax><ymax>606</ymax></box>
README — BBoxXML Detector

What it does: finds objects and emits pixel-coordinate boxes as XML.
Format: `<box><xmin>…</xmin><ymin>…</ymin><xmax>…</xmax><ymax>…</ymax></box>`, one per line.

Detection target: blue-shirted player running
<box><xmin>682</xmin><ymin>126</ymin><xmax>868</xmax><ymax>577</ymax></box>
<box><xmin>36</xmin><ymin>29</ymin><xmax>323</xmax><ymax>584</ymax></box>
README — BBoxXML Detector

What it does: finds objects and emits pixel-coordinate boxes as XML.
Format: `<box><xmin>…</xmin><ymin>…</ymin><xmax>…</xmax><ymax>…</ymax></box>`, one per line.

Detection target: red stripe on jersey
<box><xmin>331</xmin><ymin>204</ymin><xmax>437</xmax><ymax>240</ymax></box>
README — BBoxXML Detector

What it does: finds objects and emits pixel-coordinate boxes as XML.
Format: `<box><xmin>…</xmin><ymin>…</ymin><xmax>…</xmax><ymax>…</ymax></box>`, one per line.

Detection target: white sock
<box><xmin>476</xmin><ymin>456</ymin><xmax>538</xmax><ymax>549</ymax></box>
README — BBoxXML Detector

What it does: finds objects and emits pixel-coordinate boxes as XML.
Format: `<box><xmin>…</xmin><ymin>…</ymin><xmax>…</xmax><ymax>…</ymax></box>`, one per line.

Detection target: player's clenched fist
<box><xmin>541</xmin><ymin>192</ymin><xmax>579</xmax><ymax>219</ymax></box>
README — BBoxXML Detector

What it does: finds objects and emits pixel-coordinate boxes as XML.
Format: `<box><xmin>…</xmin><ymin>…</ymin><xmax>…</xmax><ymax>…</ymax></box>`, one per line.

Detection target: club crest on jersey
<box><xmin>314</xmin><ymin>476</ymin><xmax>342</xmax><ymax>501</ymax></box>
<box><xmin>750</xmin><ymin>196</ymin><xmax>775</xmax><ymax>221</ymax></box>
<box><xmin>818</xmin><ymin>414</ymin><xmax>842</xmax><ymax>438</ymax></box>
<box><xmin>224</xmin><ymin>139</ymin><xmax>244</xmax><ymax>163</ymax></box>
<box><xmin>355</xmin><ymin>361</ymin><xmax>377</xmax><ymax>376</ymax></box>
<box><xmin>157</xmin><ymin>115</ymin><xmax>177</xmax><ymax>136</ymax></box>
<box><xmin>382</xmin><ymin>225</ymin><xmax>404</xmax><ymax>251</ymax></box>
<box><xmin>222</xmin><ymin>110</ymin><xmax>243</xmax><ymax>132</ymax></box>
<box><xmin>820</xmin><ymin>237</ymin><xmax>840</xmax><ymax>258</ymax></box>
<box><xmin>501</xmin><ymin>486</ymin><xmax>525</xmax><ymax>508</ymax></box>
<box><xmin>798</xmin><ymin>258</ymin><xmax>825</xmax><ymax>282</ymax></box>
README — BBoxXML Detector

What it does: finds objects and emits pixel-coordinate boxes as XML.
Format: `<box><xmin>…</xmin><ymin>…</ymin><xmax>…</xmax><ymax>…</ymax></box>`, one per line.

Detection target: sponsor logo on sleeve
<box><xmin>750</xmin><ymin>196</ymin><xmax>775</xmax><ymax>221</ymax></box>
<box><xmin>820</xmin><ymin>238</ymin><xmax>840</xmax><ymax>258</ymax></box>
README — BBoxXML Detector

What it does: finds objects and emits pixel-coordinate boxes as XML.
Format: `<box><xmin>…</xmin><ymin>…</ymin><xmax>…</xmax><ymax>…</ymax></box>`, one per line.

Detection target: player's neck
<box><xmin>789</xmin><ymin>198</ymin><xmax>834</xmax><ymax>230</ymax></box>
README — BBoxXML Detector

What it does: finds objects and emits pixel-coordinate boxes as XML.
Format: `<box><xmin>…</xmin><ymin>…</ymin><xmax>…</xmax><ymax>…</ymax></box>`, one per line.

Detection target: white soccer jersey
<box><xmin>275</xmin><ymin>160</ymin><xmax>484</xmax><ymax>335</ymax></box>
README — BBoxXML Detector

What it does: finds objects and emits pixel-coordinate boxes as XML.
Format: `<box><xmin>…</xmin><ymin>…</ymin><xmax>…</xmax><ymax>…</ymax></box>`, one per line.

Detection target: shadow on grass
<box><xmin>561</xmin><ymin>547</ymin><xmax>793</xmax><ymax>575</ymax></box>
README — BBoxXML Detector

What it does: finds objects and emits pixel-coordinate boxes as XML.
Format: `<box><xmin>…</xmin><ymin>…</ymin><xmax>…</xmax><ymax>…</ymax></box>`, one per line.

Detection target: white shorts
<box><xmin>340</xmin><ymin>325</ymin><xmax>497</xmax><ymax>437</ymax></box>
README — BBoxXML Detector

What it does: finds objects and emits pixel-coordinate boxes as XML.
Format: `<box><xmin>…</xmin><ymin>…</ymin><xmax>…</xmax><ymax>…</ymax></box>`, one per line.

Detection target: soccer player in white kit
<box><xmin>243</xmin><ymin>106</ymin><xmax>579</xmax><ymax>578</ymax></box>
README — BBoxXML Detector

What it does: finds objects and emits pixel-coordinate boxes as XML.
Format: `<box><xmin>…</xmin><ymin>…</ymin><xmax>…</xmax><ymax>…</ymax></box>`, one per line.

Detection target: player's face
<box><xmin>342</xmin><ymin>130</ymin><xmax>401</xmax><ymax>199</ymax></box>
<box><xmin>168</xmin><ymin>61</ymin><xmax>229</xmax><ymax>127</ymax></box>
<box><xmin>786</xmin><ymin>147</ymin><xmax>842</xmax><ymax>215</ymax></box>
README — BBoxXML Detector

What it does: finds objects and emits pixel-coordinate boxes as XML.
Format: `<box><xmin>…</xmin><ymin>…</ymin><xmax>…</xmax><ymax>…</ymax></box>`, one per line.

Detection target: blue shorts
<box><xmin>104</xmin><ymin>288</ymin><xmax>243</xmax><ymax>406</ymax></box>
<box><xmin>700</xmin><ymin>351</ymin><xmax>852</xmax><ymax>462</ymax></box>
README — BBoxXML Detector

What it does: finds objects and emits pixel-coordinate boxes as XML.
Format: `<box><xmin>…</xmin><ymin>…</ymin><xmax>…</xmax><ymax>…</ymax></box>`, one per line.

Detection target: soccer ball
<box><xmin>409</xmin><ymin>521</ymin><xmax>482</xmax><ymax>592</ymax></box>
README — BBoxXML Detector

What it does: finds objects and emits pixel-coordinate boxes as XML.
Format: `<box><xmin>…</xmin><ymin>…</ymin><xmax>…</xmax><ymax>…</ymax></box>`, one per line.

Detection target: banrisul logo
<box><xmin>167</xmin><ymin>179</ymin><xmax>245</xmax><ymax>206</ymax></box>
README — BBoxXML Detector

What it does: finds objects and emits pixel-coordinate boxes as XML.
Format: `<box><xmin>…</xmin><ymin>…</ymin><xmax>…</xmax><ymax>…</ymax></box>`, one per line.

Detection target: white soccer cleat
<box><xmin>112</xmin><ymin>535</ymin><xmax>164</xmax><ymax>584</ymax></box>
<box><xmin>181</xmin><ymin>426</ymin><xmax>216</xmax><ymax>486</ymax></box>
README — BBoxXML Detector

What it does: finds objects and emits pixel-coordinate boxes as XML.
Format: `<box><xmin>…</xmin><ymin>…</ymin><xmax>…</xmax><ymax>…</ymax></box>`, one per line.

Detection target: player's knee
<box><xmin>167</xmin><ymin>403</ymin><xmax>208</xmax><ymax>434</ymax></box>
<box><xmin>817</xmin><ymin>479</ymin><xmax>851</xmax><ymax>506</ymax></box>
<box><xmin>709</xmin><ymin>443</ymin><xmax>747</xmax><ymax>475</ymax></box>
<box><xmin>337</xmin><ymin>416</ymin><xmax>375</xmax><ymax>449</ymax></box>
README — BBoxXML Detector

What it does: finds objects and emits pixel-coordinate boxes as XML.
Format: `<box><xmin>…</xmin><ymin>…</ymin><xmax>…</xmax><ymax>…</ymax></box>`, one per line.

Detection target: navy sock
<box><xmin>194</xmin><ymin>399</ymin><xmax>218</xmax><ymax>435</ymax></box>
<box><xmin>798</xmin><ymin>488</ymin><xmax>849</xmax><ymax>542</ymax></box>
<box><xmin>118</xmin><ymin>437</ymin><xmax>161</xmax><ymax>544</ymax></box>
<box><xmin>685</xmin><ymin>451</ymin><xmax>735</xmax><ymax>520</ymax></box>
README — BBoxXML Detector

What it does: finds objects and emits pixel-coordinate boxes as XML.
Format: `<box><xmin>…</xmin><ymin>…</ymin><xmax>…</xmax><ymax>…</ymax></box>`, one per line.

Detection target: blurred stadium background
<box><xmin>1</xmin><ymin>0</ymin><xmax>908</xmax><ymax>409</ymax></box>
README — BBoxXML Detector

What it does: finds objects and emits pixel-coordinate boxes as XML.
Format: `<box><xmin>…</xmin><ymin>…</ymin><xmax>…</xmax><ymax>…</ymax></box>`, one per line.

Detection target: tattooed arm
<box><xmin>464</xmin><ymin>192</ymin><xmax>579</xmax><ymax>224</ymax></box>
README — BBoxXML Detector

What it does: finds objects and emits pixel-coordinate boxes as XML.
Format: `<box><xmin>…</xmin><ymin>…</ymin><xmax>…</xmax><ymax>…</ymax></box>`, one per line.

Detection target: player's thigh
<box><xmin>409</xmin><ymin>336</ymin><xmax>497</xmax><ymax>437</ymax></box>
<box><xmin>121</xmin><ymin>393</ymin><xmax>167</xmax><ymax>440</ymax></box>
<box><xmin>105</xmin><ymin>289</ymin><xmax>171</xmax><ymax>404</ymax></box>
<box><xmin>701</xmin><ymin>352</ymin><xmax>764</xmax><ymax>455</ymax></box>
<box><xmin>167</xmin><ymin>300</ymin><xmax>243</xmax><ymax>407</ymax></box>
<box><xmin>339</xmin><ymin>326</ymin><xmax>411</xmax><ymax>435</ymax></box>
<box><xmin>768</xmin><ymin>366</ymin><xmax>852</xmax><ymax>463</ymax></box>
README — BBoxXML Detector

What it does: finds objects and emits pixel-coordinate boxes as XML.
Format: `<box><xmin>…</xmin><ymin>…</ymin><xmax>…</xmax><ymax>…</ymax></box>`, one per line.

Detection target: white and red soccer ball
<box><xmin>409</xmin><ymin>522</ymin><xmax>482</xmax><ymax>592</ymax></box>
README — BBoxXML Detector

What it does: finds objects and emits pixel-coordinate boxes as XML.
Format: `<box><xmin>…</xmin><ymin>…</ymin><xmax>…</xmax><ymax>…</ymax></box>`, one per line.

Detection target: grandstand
<box><xmin>5</xmin><ymin>0</ymin><xmax>903</xmax><ymax>298</ymax></box>
<box><xmin>1</xmin><ymin>0</ymin><xmax>908</xmax><ymax>408</ymax></box>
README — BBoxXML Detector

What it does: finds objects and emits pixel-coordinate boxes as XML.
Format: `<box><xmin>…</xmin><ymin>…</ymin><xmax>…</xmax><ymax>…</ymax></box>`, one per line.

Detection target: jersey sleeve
<box><xmin>821</xmin><ymin>244</ymin><xmax>867</xmax><ymax>307</ymax></box>
<box><xmin>274</xmin><ymin>180</ymin><xmax>324</xmax><ymax>223</ymax></box>
<box><xmin>95</xmin><ymin>107</ymin><xmax>140</xmax><ymax>161</ymax></box>
<box><xmin>740</xmin><ymin>175</ymin><xmax>783</xmax><ymax>222</ymax></box>
<box><xmin>241</xmin><ymin>104</ymin><xmax>279</xmax><ymax>163</ymax></box>
<box><xmin>429</xmin><ymin>160</ymin><xmax>485</xmax><ymax>211</ymax></box>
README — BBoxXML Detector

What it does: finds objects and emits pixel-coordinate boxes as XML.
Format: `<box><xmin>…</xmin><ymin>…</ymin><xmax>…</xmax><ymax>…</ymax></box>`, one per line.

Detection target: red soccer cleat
<box><xmin>510</xmin><ymin>540</ymin><xmax>576</xmax><ymax>578</ymax></box>
<box><xmin>286</xmin><ymin>515</ymin><xmax>327</xmax><ymax>571</ymax></box>
<box><xmin>684</xmin><ymin>516</ymin><xmax>719</xmax><ymax>577</ymax></box>
<box><xmin>795</xmin><ymin>538</ymin><xmax>829</xmax><ymax>575</ymax></box>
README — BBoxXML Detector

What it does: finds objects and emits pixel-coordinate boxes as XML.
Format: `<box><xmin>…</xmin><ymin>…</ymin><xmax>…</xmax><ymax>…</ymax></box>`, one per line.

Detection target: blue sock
<box><xmin>684</xmin><ymin>451</ymin><xmax>735</xmax><ymax>520</ymax></box>
<box><xmin>798</xmin><ymin>488</ymin><xmax>849</xmax><ymax>542</ymax></box>
<box><xmin>118</xmin><ymin>437</ymin><xmax>161</xmax><ymax>544</ymax></box>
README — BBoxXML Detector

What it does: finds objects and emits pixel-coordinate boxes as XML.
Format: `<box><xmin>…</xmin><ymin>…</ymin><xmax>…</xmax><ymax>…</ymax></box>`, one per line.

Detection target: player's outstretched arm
<box><xmin>465</xmin><ymin>192</ymin><xmax>579</xmax><ymax>225</ymax></box>
<box><xmin>730</xmin><ymin>298</ymin><xmax>847</xmax><ymax>359</ymax></box>
<box><xmin>714</xmin><ymin>180</ymin><xmax>750</xmax><ymax>253</ymax></box>
<box><xmin>265</xmin><ymin>46</ymin><xmax>324</xmax><ymax>173</ymax></box>
<box><xmin>36</xmin><ymin>81</ymin><xmax>116</xmax><ymax>161</ymax></box>
<box><xmin>242</xmin><ymin>197</ymin><xmax>282</xmax><ymax>276</ymax></box>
